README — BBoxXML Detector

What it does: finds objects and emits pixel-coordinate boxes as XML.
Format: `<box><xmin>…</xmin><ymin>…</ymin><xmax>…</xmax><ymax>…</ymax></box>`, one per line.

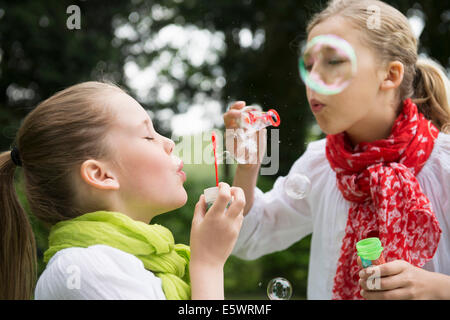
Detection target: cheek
<box><xmin>118</xmin><ymin>145</ymin><xmax>170</xmax><ymax>190</ymax></box>
<box><xmin>134</xmin><ymin>153</ymin><xmax>173</xmax><ymax>188</ymax></box>
<box><xmin>139</xmin><ymin>156</ymin><xmax>187</xmax><ymax>209</ymax></box>
<box><xmin>332</xmin><ymin>61</ymin><xmax>378</xmax><ymax>120</ymax></box>
<box><xmin>313</xmin><ymin>90</ymin><xmax>366</xmax><ymax>135</ymax></box>
<box><xmin>351</xmin><ymin>53</ymin><xmax>381</xmax><ymax>99</ymax></box>
<box><xmin>133</xmin><ymin>150</ymin><xmax>187</xmax><ymax>202</ymax></box>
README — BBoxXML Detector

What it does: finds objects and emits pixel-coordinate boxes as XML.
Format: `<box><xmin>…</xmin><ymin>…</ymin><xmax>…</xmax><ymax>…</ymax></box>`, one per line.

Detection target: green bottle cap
<box><xmin>356</xmin><ymin>237</ymin><xmax>383</xmax><ymax>261</ymax></box>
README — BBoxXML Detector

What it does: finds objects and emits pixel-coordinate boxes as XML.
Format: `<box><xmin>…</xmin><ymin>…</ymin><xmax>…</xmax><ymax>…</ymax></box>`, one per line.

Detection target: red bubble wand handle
<box><xmin>211</xmin><ymin>131</ymin><xmax>219</xmax><ymax>187</ymax></box>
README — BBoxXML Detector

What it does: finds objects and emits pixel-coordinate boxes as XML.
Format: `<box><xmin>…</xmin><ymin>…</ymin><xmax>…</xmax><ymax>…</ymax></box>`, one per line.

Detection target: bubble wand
<box><xmin>211</xmin><ymin>131</ymin><xmax>219</xmax><ymax>187</ymax></box>
<box><xmin>203</xmin><ymin>131</ymin><xmax>220</xmax><ymax>207</ymax></box>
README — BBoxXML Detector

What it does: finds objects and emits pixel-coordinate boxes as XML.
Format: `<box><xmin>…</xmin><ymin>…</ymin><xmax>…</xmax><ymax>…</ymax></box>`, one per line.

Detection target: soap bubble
<box><xmin>299</xmin><ymin>34</ymin><xmax>357</xmax><ymax>95</ymax></box>
<box><xmin>284</xmin><ymin>173</ymin><xmax>311</xmax><ymax>199</ymax></box>
<box><xmin>267</xmin><ymin>277</ymin><xmax>293</xmax><ymax>300</ymax></box>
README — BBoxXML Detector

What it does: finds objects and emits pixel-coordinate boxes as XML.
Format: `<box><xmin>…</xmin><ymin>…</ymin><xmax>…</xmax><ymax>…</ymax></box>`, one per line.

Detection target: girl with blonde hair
<box><xmin>225</xmin><ymin>0</ymin><xmax>450</xmax><ymax>299</ymax></box>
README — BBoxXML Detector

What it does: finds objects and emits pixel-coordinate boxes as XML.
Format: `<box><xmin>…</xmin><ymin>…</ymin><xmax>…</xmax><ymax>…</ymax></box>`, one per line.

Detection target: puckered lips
<box><xmin>309</xmin><ymin>98</ymin><xmax>326</xmax><ymax>114</ymax></box>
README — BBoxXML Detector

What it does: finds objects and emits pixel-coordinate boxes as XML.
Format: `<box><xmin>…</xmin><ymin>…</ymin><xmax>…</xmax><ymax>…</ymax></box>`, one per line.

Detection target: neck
<box><xmin>346</xmin><ymin>98</ymin><xmax>401</xmax><ymax>148</ymax></box>
<box><xmin>107</xmin><ymin>196</ymin><xmax>156</xmax><ymax>224</ymax></box>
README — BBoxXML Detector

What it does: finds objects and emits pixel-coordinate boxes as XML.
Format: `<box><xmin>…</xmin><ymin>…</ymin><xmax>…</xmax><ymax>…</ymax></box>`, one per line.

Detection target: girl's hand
<box><xmin>190</xmin><ymin>182</ymin><xmax>245</xmax><ymax>268</ymax></box>
<box><xmin>358</xmin><ymin>258</ymin><xmax>450</xmax><ymax>299</ymax></box>
<box><xmin>223</xmin><ymin>101</ymin><xmax>246</xmax><ymax>130</ymax></box>
<box><xmin>223</xmin><ymin>101</ymin><xmax>267</xmax><ymax>166</ymax></box>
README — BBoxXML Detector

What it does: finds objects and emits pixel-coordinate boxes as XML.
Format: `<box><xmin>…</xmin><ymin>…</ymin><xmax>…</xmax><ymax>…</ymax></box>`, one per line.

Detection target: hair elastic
<box><xmin>10</xmin><ymin>146</ymin><xmax>22</xmax><ymax>167</ymax></box>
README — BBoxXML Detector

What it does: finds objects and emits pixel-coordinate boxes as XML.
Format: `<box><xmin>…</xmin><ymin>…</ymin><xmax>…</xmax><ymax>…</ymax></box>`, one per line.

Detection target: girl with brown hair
<box><xmin>1</xmin><ymin>81</ymin><xmax>245</xmax><ymax>300</ymax></box>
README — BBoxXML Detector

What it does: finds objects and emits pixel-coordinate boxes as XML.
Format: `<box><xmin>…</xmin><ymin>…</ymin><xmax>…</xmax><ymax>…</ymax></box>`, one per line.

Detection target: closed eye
<box><xmin>328</xmin><ymin>59</ymin><xmax>344</xmax><ymax>65</ymax></box>
<box><xmin>144</xmin><ymin>137</ymin><xmax>154</xmax><ymax>141</ymax></box>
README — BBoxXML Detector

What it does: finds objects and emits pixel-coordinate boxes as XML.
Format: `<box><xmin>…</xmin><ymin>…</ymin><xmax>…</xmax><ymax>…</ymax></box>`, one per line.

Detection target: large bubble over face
<box><xmin>299</xmin><ymin>34</ymin><xmax>357</xmax><ymax>95</ymax></box>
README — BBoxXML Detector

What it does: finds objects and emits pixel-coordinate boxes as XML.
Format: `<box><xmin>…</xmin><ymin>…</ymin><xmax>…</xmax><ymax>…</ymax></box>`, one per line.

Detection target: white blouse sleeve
<box><xmin>34</xmin><ymin>245</ymin><xmax>166</xmax><ymax>300</ymax></box>
<box><xmin>232</xmin><ymin>141</ymin><xmax>323</xmax><ymax>260</ymax></box>
<box><xmin>417</xmin><ymin>132</ymin><xmax>450</xmax><ymax>275</ymax></box>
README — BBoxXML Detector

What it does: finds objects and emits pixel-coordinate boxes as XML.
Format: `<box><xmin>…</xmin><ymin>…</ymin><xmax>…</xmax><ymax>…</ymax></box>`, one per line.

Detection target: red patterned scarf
<box><xmin>326</xmin><ymin>99</ymin><xmax>442</xmax><ymax>299</ymax></box>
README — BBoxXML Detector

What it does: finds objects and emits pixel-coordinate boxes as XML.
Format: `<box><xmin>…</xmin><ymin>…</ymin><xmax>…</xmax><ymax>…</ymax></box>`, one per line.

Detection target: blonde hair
<box><xmin>0</xmin><ymin>81</ymin><xmax>124</xmax><ymax>299</ymax></box>
<box><xmin>307</xmin><ymin>0</ymin><xmax>450</xmax><ymax>133</ymax></box>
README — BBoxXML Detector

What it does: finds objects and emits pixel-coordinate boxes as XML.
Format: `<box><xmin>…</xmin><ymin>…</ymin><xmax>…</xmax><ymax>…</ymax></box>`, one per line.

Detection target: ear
<box><xmin>380</xmin><ymin>61</ymin><xmax>404</xmax><ymax>91</ymax></box>
<box><xmin>80</xmin><ymin>159</ymin><xmax>120</xmax><ymax>190</ymax></box>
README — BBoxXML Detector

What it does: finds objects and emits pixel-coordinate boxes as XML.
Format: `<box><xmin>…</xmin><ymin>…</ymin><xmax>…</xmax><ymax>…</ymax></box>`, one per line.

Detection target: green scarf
<box><xmin>43</xmin><ymin>210</ymin><xmax>191</xmax><ymax>300</ymax></box>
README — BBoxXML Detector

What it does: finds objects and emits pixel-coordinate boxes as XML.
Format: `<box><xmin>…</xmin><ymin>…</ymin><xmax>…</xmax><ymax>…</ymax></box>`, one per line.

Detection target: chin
<box><xmin>176</xmin><ymin>191</ymin><xmax>188</xmax><ymax>208</ymax></box>
<box><xmin>322</xmin><ymin>128</ymin><xmax>344</xmax><ymax>136</ymax></box>
<box><xmin>316</xmin><ymin>122</ymin><xmax>337</xmax><ymax>136</ymax></box>
<box><xmin>315</xmin><ymin>119</ymin><xmax>346</xmax><ymax>136</ymax></box>
<box><xmin>170</xmin><ymin>189</ymin><xmax>188</xmax><ymax>210</ymax></box>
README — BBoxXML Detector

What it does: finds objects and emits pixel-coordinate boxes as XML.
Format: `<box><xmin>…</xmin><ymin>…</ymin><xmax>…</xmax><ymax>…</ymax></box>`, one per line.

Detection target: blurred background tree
<box><xmin>1</xmin><ymin>0</ymin><xmax>448</xmax><ymax>299</ymax></box>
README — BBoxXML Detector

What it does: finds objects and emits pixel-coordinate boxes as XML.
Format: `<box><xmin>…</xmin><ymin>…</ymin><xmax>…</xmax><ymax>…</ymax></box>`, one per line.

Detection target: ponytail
<box><xmin>0</xmin><ymin>150</ymin><xmax>37</xmax><ymax>299</ymax></box>
<box><xmin>412</xmin><ymin>57</ymin><xmax>450</xmax><ymax>134</ymax></box>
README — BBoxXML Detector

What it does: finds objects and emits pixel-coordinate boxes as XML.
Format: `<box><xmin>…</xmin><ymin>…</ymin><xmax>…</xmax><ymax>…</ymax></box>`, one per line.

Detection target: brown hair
<box><xmin>0</xmin><ymin>81</ymin><xmax>124</xmax><ymax>299</ymax></box>
<box><xmin>306</xmin><ymin>0</ymin><xmax>450</xmax><ymax>133</ymax></box>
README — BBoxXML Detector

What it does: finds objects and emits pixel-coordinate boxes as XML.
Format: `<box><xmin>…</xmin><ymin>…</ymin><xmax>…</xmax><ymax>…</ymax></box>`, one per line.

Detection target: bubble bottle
<box><xmin>356</xmin><ymin>237</ymin><xmax>386</xmax><ymax>268</ymax></box>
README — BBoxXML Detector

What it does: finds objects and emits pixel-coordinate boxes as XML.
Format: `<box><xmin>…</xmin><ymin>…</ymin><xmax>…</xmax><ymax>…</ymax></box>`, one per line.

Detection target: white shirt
<box><xmin>35</xmin><ymin>244</ymin><xmax>166</xmax><ymax>300</ymax></box>
<box><xmin>232</xmin><ymin>132</ymin><xmax>450</xmax><ymax>300</ymax></box>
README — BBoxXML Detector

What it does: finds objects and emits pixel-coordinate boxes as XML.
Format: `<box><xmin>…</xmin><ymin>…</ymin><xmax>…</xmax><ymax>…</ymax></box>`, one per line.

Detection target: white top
<box><xmin>232</xmin><ymin>132</ymin><xmax>450</xmax><ymax>300</ymax></box>
<box><xmin>35</xmin><ymin>244</ymin><xmax>166</xmax><ymax>300</ymax></box>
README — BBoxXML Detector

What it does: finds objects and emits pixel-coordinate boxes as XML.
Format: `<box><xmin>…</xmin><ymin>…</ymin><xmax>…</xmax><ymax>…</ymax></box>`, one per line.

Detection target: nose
<box><xmin>310</xmin><ymin>60</ymin><xmax>323</xmax><ymax>78</ymax></box>
<box><xmin>164</xmin><ymin>137</ymin><xmax>175</xmax><ymax>154</ymax></box>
